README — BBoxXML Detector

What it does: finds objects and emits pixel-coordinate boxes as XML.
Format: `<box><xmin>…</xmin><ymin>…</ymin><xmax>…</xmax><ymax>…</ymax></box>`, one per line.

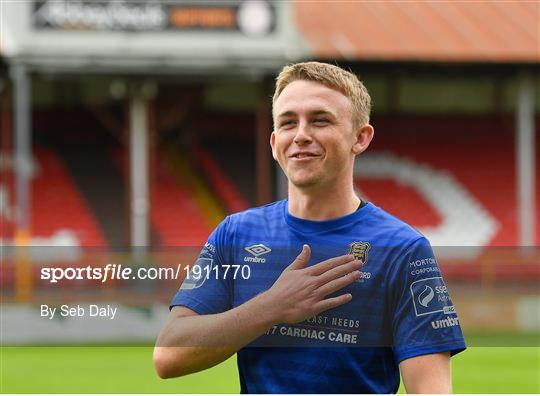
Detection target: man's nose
<box><xmin>293</xmin><ymin>121</ymin><xmax>312</xmax><ymax>145</ymax></box>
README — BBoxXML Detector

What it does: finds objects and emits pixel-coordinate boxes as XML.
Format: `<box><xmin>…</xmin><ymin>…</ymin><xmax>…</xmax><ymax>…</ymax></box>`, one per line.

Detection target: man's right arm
<box><xmin>153</xmin><ymin>245</ymin><xmax>363</xmax><ymax>379</ymax></box>
<box><xmin>154</xmin><ymin>293</ymin><xmax>279</xmax><ymax>378</ymax></box>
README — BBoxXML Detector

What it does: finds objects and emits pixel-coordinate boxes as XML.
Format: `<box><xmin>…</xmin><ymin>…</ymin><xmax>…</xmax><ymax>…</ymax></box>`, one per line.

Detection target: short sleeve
<box><xmin>170</xmin><ymin>216</ymin><xmax>233</xmax><ymax>315</ymax></box>
<box><xmin>390</xmin><ymin>237</ymin><xmax>466</xmax><ymax>363</ymax></box>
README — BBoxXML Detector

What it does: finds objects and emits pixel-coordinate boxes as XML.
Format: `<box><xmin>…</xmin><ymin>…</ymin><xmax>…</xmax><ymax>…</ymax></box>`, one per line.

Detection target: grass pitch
<box><xmin>1</xmin><ymin>345</ymin><xmax>539</xmax><ymax>393</ymax></box>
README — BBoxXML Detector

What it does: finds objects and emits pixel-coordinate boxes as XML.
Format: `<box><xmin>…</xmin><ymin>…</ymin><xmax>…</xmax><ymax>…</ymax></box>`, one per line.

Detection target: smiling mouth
<box><xmin>290</xmin><ymin>153</ymin><xmax>321</xmax><ymax>159</ymax></box>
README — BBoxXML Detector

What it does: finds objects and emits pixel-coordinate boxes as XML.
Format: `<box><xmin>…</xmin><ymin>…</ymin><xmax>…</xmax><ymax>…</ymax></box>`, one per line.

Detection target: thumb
<box><xmin>288</xmin><ymin>244</ymin><xmax>311</xmax><ymax>270</ymax></box>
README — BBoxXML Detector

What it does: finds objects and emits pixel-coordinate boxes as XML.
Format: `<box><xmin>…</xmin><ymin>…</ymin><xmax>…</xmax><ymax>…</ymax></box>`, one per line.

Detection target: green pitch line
<box><xmin>2</xmin><ymin>346</ymin><xmax>539</xmax><ymax>393</ymax></box>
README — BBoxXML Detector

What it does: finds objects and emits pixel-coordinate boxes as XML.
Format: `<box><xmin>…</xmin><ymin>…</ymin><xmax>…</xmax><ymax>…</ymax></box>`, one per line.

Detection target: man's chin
<box><xmin>289</xmin><ymin>176</ymin><xmax>321</xmax><ymax>189</ymax></box>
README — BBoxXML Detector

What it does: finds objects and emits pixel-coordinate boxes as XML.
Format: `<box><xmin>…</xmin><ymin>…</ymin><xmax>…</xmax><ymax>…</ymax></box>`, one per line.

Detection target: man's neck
<box><xmin>287</xmin><ymin>182</ymin><xmax>361</xmax><ymax>221</ymax></box>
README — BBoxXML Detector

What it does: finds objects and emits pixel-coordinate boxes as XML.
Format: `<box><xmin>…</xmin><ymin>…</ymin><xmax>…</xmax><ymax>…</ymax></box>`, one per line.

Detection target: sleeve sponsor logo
<box><xmin>200</xmin><ymin>242</ymin><xmax>216</xmax><ymax>258</ymax></box>
<box><xmin>409</xmin><ymin>257</ymin><xmax>437</xmax><ymax>267</ymax></box>
<box><xmin>203</xmin><ymin>242</ymin><xmax>216</xmax><ymax>254</ymax></box>
<box><xmin>431</xmin><ymin>316</ymin><xmax>460</xmax><ymax>329</ymax></box>
<box><xmin>410</xmin><ymin>277</ymin><xmax>454</xmax><ymax>317</ymax></box>
<box><xmin>408</xmin><ymin>257</ymin><xmax>440</xmax><ymax>276</ymax></box>
<box><xmin>179</xmin><ymin>257</ymin><xmax>213</xmax><ymax>290</ymax></box>
<box><xmin>418</xmin><ymin>285</ymin><xmax>435</xmax><ymax>307</ymax></box>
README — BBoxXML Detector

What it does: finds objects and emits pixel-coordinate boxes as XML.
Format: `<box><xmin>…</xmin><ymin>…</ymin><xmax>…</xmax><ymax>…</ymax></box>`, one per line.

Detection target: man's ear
<box><xmin>352</xmin><ymin>124</ymin><xmax>374</xmax><ymax>155</ymax></box>
<box><xmin>270</xmin><ymin>131</ymin><xmax>277</xmax><ymax>160</ymax></box>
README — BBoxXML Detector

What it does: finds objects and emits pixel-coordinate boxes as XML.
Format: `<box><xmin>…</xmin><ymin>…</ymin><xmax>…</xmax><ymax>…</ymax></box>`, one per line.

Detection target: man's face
<box><xmin>271</xmin><ymin>79</ymin><xmax>359</xmax><ymax>189</ymax></box>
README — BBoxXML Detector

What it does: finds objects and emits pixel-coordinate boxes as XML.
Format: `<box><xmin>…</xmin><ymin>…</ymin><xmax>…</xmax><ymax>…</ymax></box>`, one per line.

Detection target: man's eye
<box><xmin>281</xmin><ymin>121</ymin><xmax>296</xmax><ymax>128</ymax></box>
<box><xmin>313</xmin><ymin>119</ymin><xmax>329</xmax><ymax>125</ymax></box>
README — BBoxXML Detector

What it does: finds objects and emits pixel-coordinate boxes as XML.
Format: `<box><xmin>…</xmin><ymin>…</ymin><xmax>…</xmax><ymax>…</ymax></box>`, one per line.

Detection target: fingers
<box><xmin>287</xmin><ymin>244</ymin><xmax>311</xmax><ymax>270</ymax></box>
<box><xmin>307</xmin><ymin>254</ymin><xmax>356</xmax><ymax>276</ymax></box>
<box><xmin>314</xmin><ymin>293</ymin><xmax>353</xmax><ymax>314</ymax></box>
<box><xmin>317</xmin><ymin>270</ymin><xmax>361</xmax><ymax>297</ymax></box>
<box><xmin>315</xmin><ymin>259</ymin><xmax>363</xmax><ymax>286</ymax></box>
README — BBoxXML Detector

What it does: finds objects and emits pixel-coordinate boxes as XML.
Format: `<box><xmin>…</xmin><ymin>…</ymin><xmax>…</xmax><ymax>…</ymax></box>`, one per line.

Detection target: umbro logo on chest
<box><xmin>244</xmin><ymin>244</ymin><xmax>271</xmax><ymax>263</ymax></box>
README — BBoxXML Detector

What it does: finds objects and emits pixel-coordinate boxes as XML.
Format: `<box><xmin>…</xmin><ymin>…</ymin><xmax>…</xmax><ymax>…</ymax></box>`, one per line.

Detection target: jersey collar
<box><xmin>283</xmin><ymin>200</ymin><xmax>373</xmax><ymax>234</ymax></box>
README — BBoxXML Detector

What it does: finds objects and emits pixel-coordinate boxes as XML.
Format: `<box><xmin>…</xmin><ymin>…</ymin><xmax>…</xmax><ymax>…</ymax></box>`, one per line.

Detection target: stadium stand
<box><xmin>355</xmin><ymin>178</ymin><xmax>442</xmax><ymax>228</ymax></box>
<box><xmin>193</xmin><ymin>145</ymin><xmax>250</xmax><ymax>214</ymax></box>
<box><xmin>350</xmin><ymin>115</ymin><xmax>540</xmax><ymax>283</ymax></box>
<box><xmin>198</xmin><ymin>140</ymin><xmax>256</xmax><ymax>206</ymax></box>
<box><xmin>55</xmin><ymin>143</ymin><xmax>127</xmax><ymax>247</ymax></box>
<box><xmin>0</xmin><ymin>147</ymin><xmax>107</xmax><ymax>247</ymax></box>
<box><xmin>112</xmin><ymin>147</ymin><xmax>215</xmax><ymax>247</ymax></box>
<box><xmin>357</xmin><ymin>115</ymin><xmax>540</xmax><ymax>247</ymax></box>
<box><xmin>355</xmin><ymin>151</ymin><xmax>499</xmax><ymax>249</ymax></box>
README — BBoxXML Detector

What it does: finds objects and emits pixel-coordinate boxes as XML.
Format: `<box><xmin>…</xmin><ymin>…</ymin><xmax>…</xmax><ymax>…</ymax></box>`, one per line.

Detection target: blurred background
<box><xmin>0</xmin><ymin>0</ymin><xmax>539</xmax><ymax>393</ymax></box>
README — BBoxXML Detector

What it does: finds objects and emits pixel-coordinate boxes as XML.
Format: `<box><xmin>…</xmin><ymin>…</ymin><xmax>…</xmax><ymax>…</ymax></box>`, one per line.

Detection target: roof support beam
<box><xmin>11</xmin><ymin>63</ymin><xmax>33</xmax><ymax>301</ymax></box>
<box><xmin>515</xmin><ymin>73</ymin><xmax>536</xmax><ymax>247</ymax></box>
<box><xmin>256</xmin><ymin>79</ymin><xmax>272</xmax><ymax>205</ymax></box>
<box><xmin>11</xmin><ymin>64</ymin><xmax>32</xmax><ymax>242</ymax></box>
<box><xmin>129</xmin><ymin>87</ymin><xmax>150</xmax><ymax>251</ymax></box>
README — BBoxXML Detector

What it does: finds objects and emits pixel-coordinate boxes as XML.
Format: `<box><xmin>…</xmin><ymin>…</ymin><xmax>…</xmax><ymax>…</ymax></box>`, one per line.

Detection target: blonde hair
<box><xmin>272</xmin><ymin>61</ymin><xmax>371</xmax><ymax>128</ymax></box>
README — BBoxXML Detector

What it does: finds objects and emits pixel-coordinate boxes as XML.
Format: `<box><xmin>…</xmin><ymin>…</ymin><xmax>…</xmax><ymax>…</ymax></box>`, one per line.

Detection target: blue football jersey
<box><xmin>171</xmin><ymin>200</ymin><xmax>466</xmax><ymax>393</ymax></box>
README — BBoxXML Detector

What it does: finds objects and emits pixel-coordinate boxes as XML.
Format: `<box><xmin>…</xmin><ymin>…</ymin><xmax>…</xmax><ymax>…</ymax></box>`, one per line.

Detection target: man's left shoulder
<box><xmin>366</xmin><ymin>203</ymin><xmax>428</xmax><ymax>249</ymax></box>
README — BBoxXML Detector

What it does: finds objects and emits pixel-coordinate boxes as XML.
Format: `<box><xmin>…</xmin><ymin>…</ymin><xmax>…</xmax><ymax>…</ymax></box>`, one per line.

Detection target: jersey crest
<box><xmin>348</xmin><ymin>241</ymin><xmax>371</xmax><ymax>264</ymax></box>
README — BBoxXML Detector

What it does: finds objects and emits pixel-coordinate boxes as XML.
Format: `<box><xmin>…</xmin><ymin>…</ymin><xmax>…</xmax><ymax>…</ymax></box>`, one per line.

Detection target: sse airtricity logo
<box><xmin>410</xmin><ymin>277</ymin><xmax>455</xmax><ymax>317</ymax></box>
<box><xmin>418</xmin><ymin>285</ymin><xmax>435</xmax><ymax>307</ymax></box>
<box><xmin>244</xmin><ymin>244</ymin><xmax>271</xmax><ymax>263</ymax></box>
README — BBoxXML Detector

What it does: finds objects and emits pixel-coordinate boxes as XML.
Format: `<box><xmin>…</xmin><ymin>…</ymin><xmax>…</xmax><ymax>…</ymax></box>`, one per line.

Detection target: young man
<box><xmin>154</xmin><ymin>62</ymin><xmax>466</xmax><ymax>393</ymax></box>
